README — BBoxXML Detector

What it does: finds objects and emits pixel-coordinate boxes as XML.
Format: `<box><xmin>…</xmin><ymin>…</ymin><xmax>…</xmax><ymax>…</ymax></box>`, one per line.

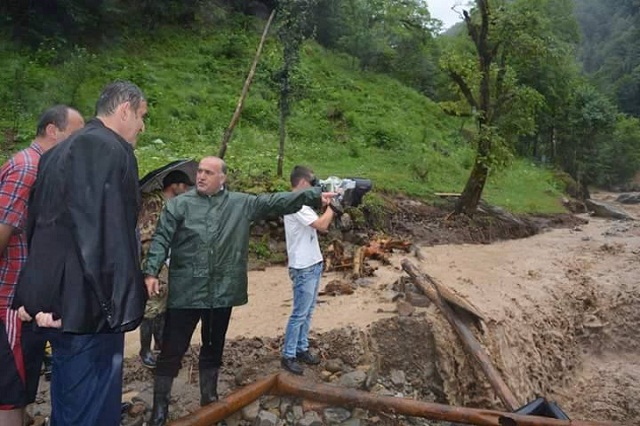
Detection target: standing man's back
<box><xmin>15</xmin><ymin>80</ymin><xmax>148</xmax><ymax>426</ymax></box>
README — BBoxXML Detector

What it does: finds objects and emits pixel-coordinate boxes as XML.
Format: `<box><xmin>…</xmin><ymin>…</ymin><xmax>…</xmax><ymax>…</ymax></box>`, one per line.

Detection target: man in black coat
<box><xmin>15</xmin><ymin>80</ymin><xmax>148</xmax><ymax>426</ymax></box>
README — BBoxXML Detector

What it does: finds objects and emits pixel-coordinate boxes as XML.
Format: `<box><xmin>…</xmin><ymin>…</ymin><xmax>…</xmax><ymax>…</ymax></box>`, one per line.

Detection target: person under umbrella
<box><xmin>138</xmin><ymin>170</ymin><xmax>193</xmax><ymax>368</ymax></box>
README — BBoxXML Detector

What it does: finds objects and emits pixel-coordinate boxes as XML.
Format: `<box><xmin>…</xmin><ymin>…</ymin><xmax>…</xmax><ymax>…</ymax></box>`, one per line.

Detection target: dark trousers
<box><xmin>48</xmin><ymin>332</ymin><xmax>124</xmax><ymax>426</ymax></box>
<box><xmin>156</xmin><ymin>308</ymin><xmax>233</xmax><ymax>377</ymax></box>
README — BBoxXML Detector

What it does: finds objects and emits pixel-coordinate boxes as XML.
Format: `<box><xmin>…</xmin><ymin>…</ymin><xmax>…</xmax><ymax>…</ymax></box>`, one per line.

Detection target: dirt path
<box><xmin>123</xmin><ymin>266</ymin><xmax>399</xmax><ymax>357</ymax></box>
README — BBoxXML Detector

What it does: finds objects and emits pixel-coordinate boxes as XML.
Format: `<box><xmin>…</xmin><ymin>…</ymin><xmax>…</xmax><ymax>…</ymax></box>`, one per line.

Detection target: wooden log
<box><xmin>217</xmin><ymin>9</ymin><xmax>276</xmax><ymax>159</ymax></box>
<box><xmin>168</xmin><ymin>374</ymin><xmax>278</xmax><ymax>426</ymax></box>
<box><xmin>401</xmin><ymin>259</ymin><xmax>520</xmax><ymax>411</ymax></box>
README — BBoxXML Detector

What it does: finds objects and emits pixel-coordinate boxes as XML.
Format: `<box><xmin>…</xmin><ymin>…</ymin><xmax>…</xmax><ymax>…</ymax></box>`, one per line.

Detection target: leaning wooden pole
<box><xmin>401</xmin><ymin>259</ymin><xmax>520</xmax><ymax>411</ymax></box>
<box><xmin>168</xmin><ymin>374</ymin><xmax>278</xmax><ymax>426</ymax></box>
<box><xmin>217</xmin><ymin>9</ymin><xmax>276</xmax><ymax>159</ymax></box>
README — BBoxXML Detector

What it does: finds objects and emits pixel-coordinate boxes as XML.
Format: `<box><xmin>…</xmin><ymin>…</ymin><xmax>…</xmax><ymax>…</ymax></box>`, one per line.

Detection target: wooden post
<box><xmin>217</xmin><ymin>9</ymin><xmax>276</xmax><ymax>159</ymax></box>
<box><xmin>401</xmin><ymin>259</ymin><xmax>520</xmax><ymax>411</ymax></box>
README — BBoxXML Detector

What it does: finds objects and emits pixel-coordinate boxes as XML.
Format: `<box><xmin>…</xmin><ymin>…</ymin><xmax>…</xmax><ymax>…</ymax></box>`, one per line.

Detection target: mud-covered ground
<box><xmin>27</xmin><ymin>193</ymin><xmax>640</xmax><ymax>425</ymax></box>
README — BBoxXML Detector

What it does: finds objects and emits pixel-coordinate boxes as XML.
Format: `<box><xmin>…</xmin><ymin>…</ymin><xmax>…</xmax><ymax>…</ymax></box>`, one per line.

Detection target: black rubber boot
<box><xmin>199</xmin><ymin>367</ymin><xmax>220</xmax><ymax>406</ymax></box>
<box><xmin>150</xmin><ymin>375</ymin><xmax>173</xmax><ymax>426</ymax></box>
<box><xmin>139</xmin><ymin>319</ymin><xmax>156</xmax><ymax>368</ymax></box>
<box><xmin>152</xmin><ymin>314</ymin><xmax>165</xmax><ymax>352</ymax></box>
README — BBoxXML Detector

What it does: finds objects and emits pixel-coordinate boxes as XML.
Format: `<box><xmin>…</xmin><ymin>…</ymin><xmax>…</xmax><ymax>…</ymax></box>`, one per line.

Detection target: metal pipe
<box><xmin>168</xmin><ymin>374</ymin><xmax>278</xmax><ymax>426</ymax></box>
<box><xmin>169</xmin><ymin>373</ymin><xmax>616</xmax><ymax>426</ymax></box>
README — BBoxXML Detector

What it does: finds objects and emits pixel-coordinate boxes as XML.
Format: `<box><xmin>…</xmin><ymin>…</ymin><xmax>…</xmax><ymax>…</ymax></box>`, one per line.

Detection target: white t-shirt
<box><xmin>284</xmin><ymin>205</ymin><xmax>323</xmax><ymax>269</ymax></box>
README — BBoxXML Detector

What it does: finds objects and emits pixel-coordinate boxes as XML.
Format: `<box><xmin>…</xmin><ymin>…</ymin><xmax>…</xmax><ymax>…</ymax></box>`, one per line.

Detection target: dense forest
<box><xmin>1</xmin><ymin>0</ymin><xmax>639</xmax><ymax>212</ymax></box>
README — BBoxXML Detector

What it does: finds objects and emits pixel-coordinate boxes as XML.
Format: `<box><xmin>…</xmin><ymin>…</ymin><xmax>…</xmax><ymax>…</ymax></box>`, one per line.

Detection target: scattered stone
<box><xmin>324</xmin><ymin>359</ymin><xmax>344</xmax><ymax>373</ymax></box>
<box><xmin>390</xmin><ymin>369</ymin><xmax>406</xmax><ymax>387</ymax></box>
<box><xmin>585</xmin><ymin>199</ymin><xmax>633</xmax><ymax>220</ymax></box>
<box><xmin>242</xmin><ymin>400</ymin><xmax>261</xmax><ymax>421</ymax></box>
<box><xmin>253</xmin><ymin>410</ymin><xmax>278</xmax><ymax>426</ymax></box>
<box><xmin>235</xmin><ymin>366</ymin><xmax>259</xmax><ymax>386</ymax></box>
<box><xmin>262</xmin><ymin>396</ymin><xmax>281</xmax><ymax>410</ymax></box>
<box><xmin>324</xmin><ymin>280</ymin><xmax>355</xmax><ymax>296</ymax></box>
<box><xmin>323</xmin><ymin>407</ymin><xmax>351</xmax><ymax>424</ymax></box>
<box><xmin>406</xmin><ymin>292</ymin><xmax>430</xmax><ymax>308</ymax></box>
<box><xmin>364</xmin><ymin>365</ymin><xmax>378</xmax><ymax>390</ymax></box>
<box><xmin>351</xmin><ymin>408</ymin><xmax>368</xmax><ymax>419</ymax></box>
<box><xmin>249</xmin><ymin>338</ymin><xmax>264</xmax><ymax>349</ymax></box>
<box><xmin>279</xmin><ymin>399</ymin><xmax>292</xmax><ymax>418</ymax></box>
<box><xmin>320</xmin><ymin>370</ymin><xmax>333</xmax><ymax>381</ymax></box>
<box><xmin>296</xmin><ymin>411</ymin><xmax>323</xmax><ymax>426</ymax></box>
<box><xmin>372</xmin><ymin>385</ymin><xmax>395</xmax><ymax>397</ymax></box>
<box><xmin>338</xmin><ymin>370</ymin><xmax>367</xmax><ymax>389</ymax></box>
<box><xmin>293</xmin><ymin>405</ymin><xmax>304</xmax><ymax>420</ymax></box>
<box><xmin>354</xmin><ymin>277</ymin><xmax>374</xmax><ymax>287</ymax></box>
<box><xmin>341</xmin><ymin>419</ymin><xmax>361</xmax><ymax>426</ymax></box>
<box><xmin>616</xmin><ymin>193</ymin><xmax>640</xmax><ymax>204</ymax></box>
<box><xmin>396</xmin><ymin>300</ymin><xmax>415</xmax><ymax>317</ymax></box>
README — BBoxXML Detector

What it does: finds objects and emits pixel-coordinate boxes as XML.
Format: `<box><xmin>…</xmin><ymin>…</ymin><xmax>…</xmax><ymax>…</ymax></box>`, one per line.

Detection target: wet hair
<box><xmin>35</xmin><ymin>105</ymin><xmax>73</xmax><ymax>137</ymax></box>
<box><xmin>95</xmin><ymin>80</ymin><xmax>145</xmax><ymax>116</ymax></box>
<box><xmin>290</xmin><ymin>165</ymin><xmax>314</xmax><ymax>187</ymax></box>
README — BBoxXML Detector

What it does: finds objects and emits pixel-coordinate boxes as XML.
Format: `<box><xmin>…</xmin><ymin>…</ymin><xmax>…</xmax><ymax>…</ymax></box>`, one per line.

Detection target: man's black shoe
<box><xmin>140</xmin><ymin>350</ymin><xmax>157</xmax><ymax>369</ymax></box>
<box><xmin>281</xmin><ymin>357</ymin><xmax>304</xmax><ymax>375</ymax></box>
<box><xmin>296</xmin><ymin>350</ymin><xmax>321</xmax><ymax>365</ymax></box>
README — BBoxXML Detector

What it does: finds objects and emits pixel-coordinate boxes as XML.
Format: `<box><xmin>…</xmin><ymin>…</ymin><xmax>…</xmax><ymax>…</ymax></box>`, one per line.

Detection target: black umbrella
<box><xmin>139</xmin><ymin>159</ymin><xmax>198</xmax><ymax>194</ymax></box>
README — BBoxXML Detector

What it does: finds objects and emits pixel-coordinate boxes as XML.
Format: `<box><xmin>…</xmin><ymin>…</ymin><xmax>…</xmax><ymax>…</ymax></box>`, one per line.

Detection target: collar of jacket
<box><xmin>87</xmin><ymin>118</ymin><xmax>134</xmax><ymax>153</ymax></box>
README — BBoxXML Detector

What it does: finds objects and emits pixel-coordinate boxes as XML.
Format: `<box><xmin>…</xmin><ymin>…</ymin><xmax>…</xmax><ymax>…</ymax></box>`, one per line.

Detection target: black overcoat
<box><xmin>16</xmin><ymin>119</ymin><xmax>146</xmax><ymax>333</ymax></box>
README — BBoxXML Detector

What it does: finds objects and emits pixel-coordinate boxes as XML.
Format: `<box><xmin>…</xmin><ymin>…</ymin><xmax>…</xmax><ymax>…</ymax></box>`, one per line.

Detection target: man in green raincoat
<box><xmin>143</xmin><ymin>156</ymin><xmax>333</xmax><ymax>425</ymax></box>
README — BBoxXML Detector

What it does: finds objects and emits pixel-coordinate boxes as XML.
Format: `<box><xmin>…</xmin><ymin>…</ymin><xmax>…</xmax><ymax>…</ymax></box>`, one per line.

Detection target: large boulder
<box><xmin>616</xmin><ymin>193</ymin><xmax>640</xmax><ymax>204</ymax></box>
<box><xmin>585</xmin><ymin>199</ymin><xmax>633</xmax><ymax>220</ymax></box>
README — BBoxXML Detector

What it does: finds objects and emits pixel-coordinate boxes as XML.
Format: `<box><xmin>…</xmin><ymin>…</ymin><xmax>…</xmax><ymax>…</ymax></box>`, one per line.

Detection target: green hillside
<box><xmin>0</xmin><ymin>24</ymin><xmax>564</xmax><ymax>213</ymax></box>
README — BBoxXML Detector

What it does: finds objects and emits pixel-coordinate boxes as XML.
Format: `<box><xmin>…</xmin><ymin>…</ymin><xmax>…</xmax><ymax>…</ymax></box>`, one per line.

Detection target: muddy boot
<box><xmin>139</xmin><ymin>319</ymin><xmax>156</xmax><ymax>368</ymax></box>
<box><xmin>150</xmin><ymin>375</ymin><xmax>173</xmax><ymax>426</ymax></box>
<box><xmin>199</xmin><ymin>367</ymin><xmax>220</xmax><ymax>406</ymax></box>
<box><xmin>152</xmin><ymin>314</ymin><xmax>165</xmax><ymax>352</ymax></box>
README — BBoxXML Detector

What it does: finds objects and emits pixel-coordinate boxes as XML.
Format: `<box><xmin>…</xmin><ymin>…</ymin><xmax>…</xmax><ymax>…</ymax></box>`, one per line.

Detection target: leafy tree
<box><xmin>575</xmin><ymin>0</ymin><xmax>640</xmax><ymax>117</ymax></box>
<box><xmin>594</xmin><ymin>115</ymin><xmax>640</xmax><ymax>188</ymax></box>
<box><xmin>441</xmin><ymin>0</ymin><xmax>544</xmax><ymax>214</ymax></box>
<box><xmin>309</xmin><ymin>0</ymin><xmax>441</xmax><ymax>97</ymax></box>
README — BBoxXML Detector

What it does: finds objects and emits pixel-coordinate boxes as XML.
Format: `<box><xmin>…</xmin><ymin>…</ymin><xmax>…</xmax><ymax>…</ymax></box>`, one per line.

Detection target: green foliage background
<box><xmin>0</xmin><ymin>20</ymin><xmax>566</xmax><ymax>213</ymax></box>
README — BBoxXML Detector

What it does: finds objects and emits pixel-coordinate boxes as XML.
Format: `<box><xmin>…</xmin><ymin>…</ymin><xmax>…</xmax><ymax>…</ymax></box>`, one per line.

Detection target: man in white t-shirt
<box><xmin>281</xmin><ymin>166</ymin><xmax>335</xmax><ymax>375</ymax></box>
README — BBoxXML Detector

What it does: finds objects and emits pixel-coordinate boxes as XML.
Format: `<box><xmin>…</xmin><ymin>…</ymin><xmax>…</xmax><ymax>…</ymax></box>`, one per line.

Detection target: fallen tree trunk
<box><xmin>170</xmin><ymin>373</ymin><xmax>616</xmax><ymax>426</ymax></box>
<box><xmin>401</xmin><ymin>259</ymin><xmax>519</xmax><ymax>411</ymax></box>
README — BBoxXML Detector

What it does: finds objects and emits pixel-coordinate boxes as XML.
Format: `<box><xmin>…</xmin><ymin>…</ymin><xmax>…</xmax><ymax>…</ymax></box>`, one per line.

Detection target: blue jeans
<box><xmin>283</xmin><ymin>261</ymin><xmax>323</xmax><ymax>359</ymax></box>
<box><xmin>48</xmin><ymin>332</ymin><xmax>124</xmax><ymax>426</ymax></box>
